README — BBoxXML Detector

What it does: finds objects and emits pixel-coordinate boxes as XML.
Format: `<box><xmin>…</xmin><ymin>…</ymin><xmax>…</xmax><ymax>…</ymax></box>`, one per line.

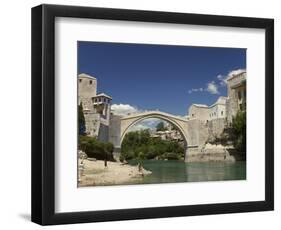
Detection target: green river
<box><xmin>128</xmin><ymin>160</ymin><xmax>246</xmax><ymax>184</ymax></box>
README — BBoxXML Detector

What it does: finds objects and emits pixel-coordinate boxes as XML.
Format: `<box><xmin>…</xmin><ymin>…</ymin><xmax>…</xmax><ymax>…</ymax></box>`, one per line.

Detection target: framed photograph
<box><xmin>31</xmin><ymin>4</ymin><xmax>274</xmax><ymax>225</ymax></box>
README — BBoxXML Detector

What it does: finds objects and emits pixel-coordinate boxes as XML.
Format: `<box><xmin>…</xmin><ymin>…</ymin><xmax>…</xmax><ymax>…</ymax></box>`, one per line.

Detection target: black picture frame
<box><xmin>31</xmin><ymin>4</ymin><xmax>274</xmax><ymax>225</ymax></box>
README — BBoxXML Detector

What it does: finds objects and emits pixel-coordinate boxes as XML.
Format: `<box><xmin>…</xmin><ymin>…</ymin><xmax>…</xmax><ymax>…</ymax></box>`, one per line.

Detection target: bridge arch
<box><xmin>121</xmin><ymin>115</ymin><xmax>187</xmax><ymax>145</ymax></box>
<box><xmin>118</xmin><ymin>111</ymin><xmax>190</xmax><ymax>160</ymax></box>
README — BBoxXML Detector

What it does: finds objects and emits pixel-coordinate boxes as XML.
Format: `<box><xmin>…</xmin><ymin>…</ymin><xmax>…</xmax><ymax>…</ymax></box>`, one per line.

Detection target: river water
<box><xmin>128</xmin><ymin>160</ymin><xmax>246</xmax><ymax>184</ymax></box>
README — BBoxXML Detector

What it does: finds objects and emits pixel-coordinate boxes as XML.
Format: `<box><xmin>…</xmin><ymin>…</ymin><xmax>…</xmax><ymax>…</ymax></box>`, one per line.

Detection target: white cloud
<box><xmin>217</xmin><ymin>69</ymin><xmax>246</xmax><ymax>87</ymax></box>
<box><xmin>220</xmin><ymin>69</ymin><xmax>246</xmax><ymax>86</ymax></box>
<box><xmin>188</xmin><ymin>69</ymin><xmax>245</xmax><ymax>95</ymax></box>
<box><xmin>217</xmin><ymin>74</ymin><xmax>223</xmax><ymax>80</ymax></box>
<box><xmin>111</xmin><ymin>104</ymin><xmax>140</xmax><ymax>116</ymax></box>
<box><xmin>206</xmin><ymin>81</ymin><xmax>219</xmax><ymax>94</ymax></box>
<box><xmin>188</xmin><ymin>83</ymin><xmax>219</xmax><ymax>94</ymax></box>
<box><xmin>188</xmin><ymin>87</ymin><xmax>203</xmax><ymax>94</ymax></box>
<box><xmin>217</xmin><ymin>74</ymin><xmax>227</xmax><ymax>86</ymax></box>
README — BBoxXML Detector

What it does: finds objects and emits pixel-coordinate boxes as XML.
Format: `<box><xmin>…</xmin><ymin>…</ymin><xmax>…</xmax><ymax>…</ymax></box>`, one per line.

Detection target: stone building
<box><xmin>184</xmin><ymin>70</ymin><xmax>246</xmax><ymax>162</ymax></box>
<box><xmin>78</xmin><ymin>73</ymin><xmax>97</xmax><ymax>111</ymax></box>
<box><xmin>78</xmin><ymin>73</ymin><xmax>112</xmax><ymax>141</ymax></box>
<box><xmin>188</xmin><ymin>96</ymin><xmax>227</xmax><ymax>123</ymax></box>
<box><xmin>225</xmin><ymin>71</ymin><xmax>246</xmax><ymax>124</ymax></box>
<box><xmin>150</xmin><ymin>122</ymin><xmax>184</xmax><ymax>142</ymax></box>
<box><xmin>187</xmin><ymin>71</ymin><xmax>246</xmax><ymax>125</ymax></box>
<box><xmin>188</xmin><ymin>104</ymin><xmax>209</xmax><ymax>121</ymax></box>
<box><xmin>209</xmin><ymin>96</ymin><xmax>227</xmax><ymax>120</ymax></box>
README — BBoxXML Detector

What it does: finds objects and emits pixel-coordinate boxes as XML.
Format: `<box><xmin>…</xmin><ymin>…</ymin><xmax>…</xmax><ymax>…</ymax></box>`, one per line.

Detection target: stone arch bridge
<box><xmin>109</xmin><ymin>111</ymin><xmax>206</xmax><ymax>161</ymax></box>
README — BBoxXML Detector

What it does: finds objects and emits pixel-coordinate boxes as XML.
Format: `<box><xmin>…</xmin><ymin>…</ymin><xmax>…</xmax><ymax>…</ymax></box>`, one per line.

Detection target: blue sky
<box><xmin>78</xmin><ymin>41</ymin><xmax>246</xmax><ymax>117</ymax></box>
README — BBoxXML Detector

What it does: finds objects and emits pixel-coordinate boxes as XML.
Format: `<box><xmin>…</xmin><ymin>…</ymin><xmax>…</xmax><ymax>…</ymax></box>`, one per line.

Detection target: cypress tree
<box><xmin>78</xmin><ymin>102</ymin><xmax>86</xmax><ymax>135</ymax></box>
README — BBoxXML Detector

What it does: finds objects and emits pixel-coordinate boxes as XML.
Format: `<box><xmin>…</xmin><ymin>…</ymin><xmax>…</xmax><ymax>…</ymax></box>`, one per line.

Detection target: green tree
<box><xmin>120</xmin><ymin>130</ymin><xmax>184</xmax><ymax>161</ymax></box>
<box><xmin>78</xmin><ymin>102</ymin><xmax>86</xmax><ymax>135</ymax></box>
<box><xmin>156</xmin><ymin>121</ymin><xmax>167</xmax><ymax>131</ymax></box>
<box><xmin>232</xmin><ymin>111</ymin><xmax>246</xmax><ymax>152</ymax></box>
<box><xmin>79</xmin><ymin>136</ymin><xmax>115</xmax><ymax>161</ymax></box>
<box><xmin>171</xmin><ymin>124</ymin><xmax>177</xmax><ymax>130</ymax></box>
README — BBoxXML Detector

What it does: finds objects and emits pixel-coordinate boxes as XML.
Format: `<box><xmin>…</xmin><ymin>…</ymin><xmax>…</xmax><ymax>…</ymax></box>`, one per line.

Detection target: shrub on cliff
<box><xmin>232</xmin><ymin>111</ymin><xmax>246</xmax><ymax>153</ymax></box>
<box><xmin>79</xmin><ymin>136</ymin><xmax>114</xmax><ymax>161</ymax></box>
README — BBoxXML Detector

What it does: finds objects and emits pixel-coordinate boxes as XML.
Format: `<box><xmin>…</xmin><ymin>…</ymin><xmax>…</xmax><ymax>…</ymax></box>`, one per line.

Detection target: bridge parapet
<box><xmin>121</xmin><ymin>110</ymin><xmax>188</xmax><ymax>122</ymax></box>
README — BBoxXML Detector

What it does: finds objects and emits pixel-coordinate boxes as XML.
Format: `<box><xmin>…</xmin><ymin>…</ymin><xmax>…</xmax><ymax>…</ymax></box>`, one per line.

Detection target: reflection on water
<box><xmin>128</xmin><ymin>160</ymin><xmax>246</xmax><ymax>184</ymax></box>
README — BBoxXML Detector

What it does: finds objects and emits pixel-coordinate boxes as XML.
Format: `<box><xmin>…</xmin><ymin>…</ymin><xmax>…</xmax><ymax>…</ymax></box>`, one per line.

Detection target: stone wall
<box><xmin>184</xmin><ymin>119</ymin><xmax>209</xmax><ymax>161</ymax></box>
<box><xmin>185</xmin><ymin>118</ymin><xmax>233</xmax><ymax>162</ymax></box>
<box><xmin>209</xmin><ymin>103</ymin><xmax>226</xmax><ymax>120</ymax></box>
<box><xmin>186</xmin><ymin>143</ymin><xmax>239</xmax><ymax>162</ymax></box>
<box><xmin>225</xmin><ymin>72</ymin><xmax>246</xmax><ymax>124</ymax></box>
<box><xmin>186</xmin><ymin>119</ymin><xmax>200</xmax><ymax>147</ymax></box>
<box><xmin>109</xmin><ymin>114</ymin><xmax>122</xmax><ymax>147</ymax></box>
<box><xmin>186</xmin><ymin>119</ymin><xmax>209</xmax><ymax>149</ymax></box>
<box><xmin>79</xmin><ymin>97</ymin><xmax>93</xmax><ymax>111</ymax></box>
<box><xmin>84</xmin><ymin>113</ymin><xmax>100</xmax><ymax>136</ymax></box>
<box><xmin>226</xmin><ymin>89</ymin><xmax>238</xmax><ymax>124</ymax></box>
<box><xmin>188</xmin><ymin>105</ymin><xmax>209</xmax><ymax>121</ymax></box>
<box><xmin>207</xmin><ymin>118</ymin><xmax>226</xmax><ymax>139</ymax></box>
<box><xmin>186</xmin><ymin>150</ymin><xmax>236</xmax><ymax>162</ymax></box>
<box><xmin>98</xmin><ymin>123</ymin><xmax>109</xmax><ymax>142</ymax></box>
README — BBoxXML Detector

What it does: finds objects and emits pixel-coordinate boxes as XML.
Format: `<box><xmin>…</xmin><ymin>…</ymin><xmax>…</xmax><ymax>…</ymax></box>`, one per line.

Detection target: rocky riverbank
<box><xmin>186</xmin><ymin>143</ymin><xmax>245</xmax><ymax>162</ymax></box>
<box><xmin>78</xmin><ymin>159</ymin><xmax>152</xmax><ymax>186</ymax></box>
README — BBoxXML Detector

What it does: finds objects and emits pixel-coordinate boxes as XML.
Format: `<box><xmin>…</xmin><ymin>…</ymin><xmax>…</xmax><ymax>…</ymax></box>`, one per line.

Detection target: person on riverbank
<box><xmin>137</xmin><ymin>162</ymin><xmax>145</xmax><ymax>177</ymax></box>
